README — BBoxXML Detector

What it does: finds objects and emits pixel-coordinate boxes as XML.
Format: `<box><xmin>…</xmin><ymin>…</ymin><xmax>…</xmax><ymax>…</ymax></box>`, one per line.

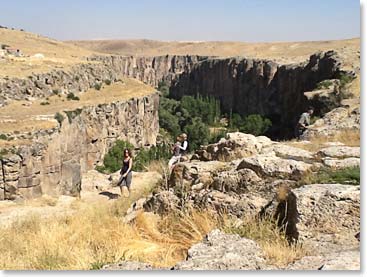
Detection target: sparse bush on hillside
<box><xmin>66</xmin><ymin>93</ymin><xmax>80</xmax><ymax>101</ymax></box>
<box><xmin>54</xmin><ymin>112</ymin><xmax>65</xmax><ymax>126</ymax></box>
<box><xmin>0</xmin><ymin>148</ymin><xmax>9</xmax><ymax>159</ymax></box>
<box><xmin>40</xmin><ymin>101</ymin><xmax>50</xmax><ymax>106</ymax></box>
<box><xmin>0</xmin><ymin>134</ymin><xmax>8</xmax><ymax>140</ymax></box>
<box><xmin>104</xmin><ymin>79</ymin><xmax>111</xmax><ymax>85</ymax></box>
<box><xmin>64</xmin><ymin>109</ymin><xmax>83</xmax><ymax>124</ymax></box>
<box><xmin>338</xmin><ymin>72</ymin><xmax>355</xmax><ymax>88</ymax></box>
<box><xmin>52</xmin><ymin>89</ymin><xmax>60</xmax><ymax>95</ymax></box>
<box><xmin>94</xmin><ymin>83</ymin><xmax>102</xmax><ymax>91</ymax></box>
<box><xmin>315</xmin><ymin>80</ymin><xmax>333</xmax><ymax>90</ymax></box>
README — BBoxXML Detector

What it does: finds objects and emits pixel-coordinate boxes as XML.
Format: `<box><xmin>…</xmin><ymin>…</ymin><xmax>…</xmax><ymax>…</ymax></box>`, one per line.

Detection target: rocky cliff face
<box><xmin>0</xmin><ymin>93</ymin><xmax>159</xmax><ymax>200</ymax></box>
<box><xmin>0</xmin><ymin>55</ymin><xmax>205</xmax><ymax>107</ymax></box>
<box><xmin>1</xmin><ymin>51</ymin><xmax>352</xmax><ymax>139</ymax></box>
<box><xmin>170</xmin><ymin>51</ymin><xmax>345</xmax><ymax>138</ymax></box>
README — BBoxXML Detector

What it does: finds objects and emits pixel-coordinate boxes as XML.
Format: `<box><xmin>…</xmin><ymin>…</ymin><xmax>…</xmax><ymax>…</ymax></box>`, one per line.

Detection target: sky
<box><xmin>0</xmin><ymin>0</ymin><xmax>360</xmax><ymax>42</ymax></box>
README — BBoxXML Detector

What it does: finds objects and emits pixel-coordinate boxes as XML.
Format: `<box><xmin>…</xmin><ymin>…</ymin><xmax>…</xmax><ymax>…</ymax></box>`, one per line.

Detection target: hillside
<box><xmin>68</xmin><ymin>38</ymin><xmax>360</xmax><ymax>64</ymax></box>
<box><xmin>0</xmin><ymin>28</ymin><xmax>98</xmax><ymax>77</ymax></box>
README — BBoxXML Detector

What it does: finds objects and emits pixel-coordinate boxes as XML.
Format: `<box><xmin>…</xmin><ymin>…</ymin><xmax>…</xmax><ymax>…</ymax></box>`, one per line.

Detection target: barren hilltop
<box><xmin>69</xmin><ymin>37</ymin><xmax>360</xmax><ymax>63</ymax></box>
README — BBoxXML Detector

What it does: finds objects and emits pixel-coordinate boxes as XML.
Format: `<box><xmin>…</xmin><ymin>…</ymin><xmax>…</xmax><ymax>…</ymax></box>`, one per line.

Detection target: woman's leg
<box><xmin>125</xmin><ymin>172</ymin><xmax>132</xmax><ymax>196</ymax></box>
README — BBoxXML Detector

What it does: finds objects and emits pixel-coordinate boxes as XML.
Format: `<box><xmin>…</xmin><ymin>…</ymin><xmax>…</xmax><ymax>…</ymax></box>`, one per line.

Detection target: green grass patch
<box><xmin>315</xmin><ymin>80</ymin><xmax>333</xmax><ymax>90</ymax></box>
<box><xmin>302</xmin><ymin>166</ymin><xmax>360</xmax><ymax>186</ymax></box>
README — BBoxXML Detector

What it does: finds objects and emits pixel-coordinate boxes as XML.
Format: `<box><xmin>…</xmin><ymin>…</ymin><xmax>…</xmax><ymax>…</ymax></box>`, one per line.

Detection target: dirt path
<box><xmin>0</xmin><ymin>170</ymin><xmax>161</xmax><ymax>228</ymax></box>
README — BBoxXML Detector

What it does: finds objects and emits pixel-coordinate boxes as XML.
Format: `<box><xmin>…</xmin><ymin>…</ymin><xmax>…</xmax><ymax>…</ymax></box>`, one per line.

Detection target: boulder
<box><xmin>173</xmin><ymin>229</ymin><xmax>268</xmax><ymax>270</ymax></box>
<box><xmin>293</xmin><ymin>184</ymin><xmax>360</xmax><ymax>233</ymax></box>
<box><xmin>322</xmin><ymin>157</ymin><xmax>360</xmax><ymax>169</ymax></box>
<box><xmin>317</xmin><ymin>146</ymin><xmax>360</xmax><ymax>159</ymax></box>
<box><xmin>268</xmin><ymin>144</ymin><xmax>315</xmax><ymax>162</ymax></box>
<box><xmin>237</xmin><ymin>153</ymin><xmax>312</xmax><ymax>180</ymax></box>
<box><xmin>195</xmin><ymin>132</ymin><xmax>273</xmax><ymax>162</ymax></box>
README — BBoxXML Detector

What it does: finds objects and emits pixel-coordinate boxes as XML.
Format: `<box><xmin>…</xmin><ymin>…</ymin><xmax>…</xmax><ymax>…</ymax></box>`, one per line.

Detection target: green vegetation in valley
<box><xmin>229</xmin><ymin>113</ymin><xmax>272</xmax><ymax>136</ymax></box>
<box><xmin>158</xmin><ymin>80</ymin><xmax>272</xmax><ymax>151</ymax></box>
<box><xmin>96</xmin><ymin>140</ymin><xmax>172</xmax><ymax>173</ymax></box>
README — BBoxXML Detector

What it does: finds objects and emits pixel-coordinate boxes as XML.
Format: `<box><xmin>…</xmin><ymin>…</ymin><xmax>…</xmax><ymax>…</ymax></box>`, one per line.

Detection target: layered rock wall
<box><xmin>170</xmin><ymin>51</ymin><xmax>343</xmax><ymax>137</ymax></box>
<box><xmin>0</xmin><ymin>93</ymin><xmax>159</xmax><ymax>200</ymax></box>
<box><xmin>0</xmin><ymin>55</ymin><xmax>205</xmax><ymax>106</ymax></box>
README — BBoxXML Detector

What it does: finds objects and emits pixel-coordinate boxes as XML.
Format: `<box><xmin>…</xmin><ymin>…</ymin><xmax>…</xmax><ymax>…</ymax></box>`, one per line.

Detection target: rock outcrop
<box><xmin>0</xmin><ymin>93</ymin><xmax>159</xmax><ymax>200</ymax></box>
<box><xmin>174</xmin><ymin>229</ymin><xmax>268</xmax><ymax>270</ymax></box>
<box><xmin>1</xmin><ymin>50</ymin><xmax>358</xmax><ymax>140</ymax></box>
<box><xmin>0</xmin><ymin>55</ymin><xmax>204</xmax><ymax>107</ymax></box>
<box><xmin>170</xmin><ymin>51</ymin><xmax>348</xmax><ymax>138</ymax></box>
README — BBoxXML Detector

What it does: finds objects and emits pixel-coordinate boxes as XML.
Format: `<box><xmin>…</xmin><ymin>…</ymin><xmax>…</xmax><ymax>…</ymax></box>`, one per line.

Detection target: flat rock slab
<box><xmin>318</xmin><ymin>146</ymin><xmax>360</xmax><ymax>158</ymax></box>
<box><xmin>322</xmin><ymin>157</ymin><xmax>360</xmax><ymax>169</ymax></box>
<box><xmin>237</xmin><ymin>153</ymin><xmax>312</xmax><ymax>179</ymax></box>
<box><xmin>174</xmin><ymin>229</ymin><xmax>268</xmax><ymax>270</ymax></box>
<box><xmin>268</xmin><ymin>144</ymin><xmax>314</xmax><ymax>162</ymax></box>
<box><xmin>287</xmin><ymin>250</ymin><xmax>360</xmax><ymax>270</ymax></box>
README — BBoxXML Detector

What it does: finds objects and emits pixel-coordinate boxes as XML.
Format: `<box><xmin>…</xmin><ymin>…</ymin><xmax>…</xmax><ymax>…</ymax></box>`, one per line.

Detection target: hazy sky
<box><xmin>0</xmin><ymin>0</ymin><xmax>360</xmax><ymax>42</ymax></box>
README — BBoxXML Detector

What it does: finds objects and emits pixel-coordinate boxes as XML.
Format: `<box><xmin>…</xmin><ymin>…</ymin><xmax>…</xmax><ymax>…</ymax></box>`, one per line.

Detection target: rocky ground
<box><xmin>103</xmin><ymin>132</ymin><xmax>360</xmax><ymax>270</ymax></box>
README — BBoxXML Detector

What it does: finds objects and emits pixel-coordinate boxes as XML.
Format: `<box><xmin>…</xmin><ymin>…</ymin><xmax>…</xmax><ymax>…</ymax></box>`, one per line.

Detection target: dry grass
<box><xmin>0</xmin><ymin>28</ymin><xmax>98</xmax><ymax>77</ymax></box>
<box><xmin>0</xmin><ymin>78</ymin><xmax>155</xmax><ymax>135</ymax></box>
<box><xmin>70</xmin><ymin>38</ymin><xmax>360</xmax><ymax>65</ymax></box>
<box><xmin>0</xmin><ymin>202</ymin><xmax>216</xmax><ymax>270</ymax></box>
<box><xmin>286</xmin><ymin>129</ymin><xmax>360</xmax><ymax>152</ymax></box>
<box><xmin>222</xmin><ymin>216</ymin><xmax>308</xmax><ymax>267</ymax></box>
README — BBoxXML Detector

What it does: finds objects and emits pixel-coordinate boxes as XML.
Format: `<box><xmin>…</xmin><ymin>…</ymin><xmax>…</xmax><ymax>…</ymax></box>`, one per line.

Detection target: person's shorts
<box><xmin>117</xmin><ymin>172</ymin><xmax>132</xmax><ymax>188</ymax></box>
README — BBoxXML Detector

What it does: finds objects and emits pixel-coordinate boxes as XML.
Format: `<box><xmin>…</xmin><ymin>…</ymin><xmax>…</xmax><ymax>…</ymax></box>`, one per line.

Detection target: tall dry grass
<box><xmin>0</xmin><ymin>203</ymin><xmax>216</xmax><ymax>270</ymax></box>
<box><xmin>287</xmin><ymin>129</ymin><xmax>360</xmax><ymax>152</ymax></box>
<box><xmin>222</xmin><ymin>216</ymin><xmax>308</xmax><ymax>268</ymax></box>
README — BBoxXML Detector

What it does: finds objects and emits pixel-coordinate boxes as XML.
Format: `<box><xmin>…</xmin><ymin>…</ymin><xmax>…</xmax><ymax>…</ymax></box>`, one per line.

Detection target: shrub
<box><xmin>0</xmin><ymin>148</ymin><xmax>9</xmax><ymax>159</ymax></box>
<box><xmin>97</xmin><ymin>140</ymin><xmax>172</xmax><ymax>173</ymax></box>
<box><xmin>158</xmin><ymin>80</ymin><xmax>170</xmax><ymax>97</ymax></box>
<box><xmin>104</xmin><ymin>79</ymin><xmax>111</xmax><ymax>85</ymax></box>
<box><xmin>54</xmin><ymin>112</ymin><xmax>64</xmax><ymax>126</ymax></box>
<box><xmin>159</xmin><ymin>109</ymin><xmax>181</xmax><ymax>138</ymax></box>
<box><xmin>315</xmin><ymin>80</ymin><xmax>333</xmax><ymax>90</ymax></box>
<box><xmin>64</xmin><ymin>109</ymin><xmax>83</xmax><ymax>124</ymax></box>
<box><xmin>94</xmin><ymin>83</ymin><xmax>102</xmax><ymax>91</ymax></box>
<box><xmin>230</xmin><ymin>114</ymin><xmax>272</xmax><ymax>136</ymax></box>
<box><xmin>97</xmin><ymin>140</ymin><xmax>134</xmax><ymax>174</ymax></box>
<box><xmin>66</xmin><ymin>93</ymin><xmax>80</xmax><ymax>101</ymax></box>
<box><xmin>338</xmin><ymin>73</ymin><xmax>355</xmax><ymax>88</ymax></box>
<box><xmin>40</xmin><ymin>101</ymin><xmax>50</xmax><ymax>106</ymax></box>
<box><xmin>183</xmin><ymin>117</ymin><xmax>210</xmax><ymax>151</ymax></box>
<box><xmin>0</xmin><ymin>134</ymin><xmax>8</xmax><ymax>140</ymax></box>
<box><xmin>52</xmin><ymin>89</ymin><xmax>60</xmax><ymax>95</ymax></box>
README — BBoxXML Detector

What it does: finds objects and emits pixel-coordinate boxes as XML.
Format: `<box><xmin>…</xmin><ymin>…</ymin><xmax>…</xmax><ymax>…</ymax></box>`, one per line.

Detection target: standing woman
<box><xmin>117</xmin><ymin>149</ymin><xmax>133</xmax><ymax>197</ymax></box>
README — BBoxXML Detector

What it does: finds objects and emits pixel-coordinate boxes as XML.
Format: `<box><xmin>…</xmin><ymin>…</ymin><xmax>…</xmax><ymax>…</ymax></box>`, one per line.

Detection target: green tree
<box><xmin>183</xmin><ymin>117</ymin><xmax>210</xmax><ymax>151</ymax></box>
<box><xmin>240</xmin><ymin>114</ymin><xmax>272</xmax><ymax>136</ymax></box>
<box><xmin>97</xmin><ymin>140</ymin><xmax>134</xmax><ymax>173</ymax></box>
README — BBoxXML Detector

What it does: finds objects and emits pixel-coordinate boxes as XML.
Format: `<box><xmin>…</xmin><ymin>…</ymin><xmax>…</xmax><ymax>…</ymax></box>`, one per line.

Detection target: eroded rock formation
<box><xmin>0</xmin><ymin>94</ymin><xmax>159</xmax><ymax>200</ymax></box>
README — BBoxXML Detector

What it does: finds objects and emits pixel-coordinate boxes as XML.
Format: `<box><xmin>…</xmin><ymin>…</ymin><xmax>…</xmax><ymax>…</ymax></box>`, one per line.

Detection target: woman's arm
<box><xmin>179</xmin><ymin>141</ymin><xmax>188</xmax><ymax>150</ymax></box>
